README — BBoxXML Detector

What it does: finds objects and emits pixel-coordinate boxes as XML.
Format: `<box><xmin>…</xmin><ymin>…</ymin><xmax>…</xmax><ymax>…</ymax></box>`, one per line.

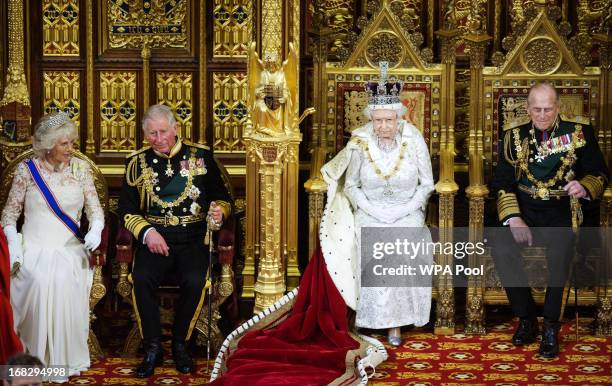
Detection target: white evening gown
<box><xmin>344</xmin><ymin>122</ymin><xmax>434</xmax><ymax>329</ymax></box>
<box><xmin>1</xmin><ymin>158</ymin><xmax>103</xmax><ymax>382</ymax></box>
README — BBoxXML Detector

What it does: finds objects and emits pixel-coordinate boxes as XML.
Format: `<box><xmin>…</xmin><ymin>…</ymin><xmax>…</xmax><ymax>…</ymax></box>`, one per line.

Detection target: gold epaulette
<box><xmin>560</xmin><ymin>114</ymin><xmax>590</xmax><ymax>125</ymax></box>
<box><xmin>503</xmin><ymin>116</ymin><xmax>531</xmax><ymax>131</ymax></box>
<box><xmin>183</xmin><ymin>140</ymin><xmax>211</xmax><ymax>151</ymax></box>
<box><xmin>126</xmin><ymin>146</ymin><xmax>150</xmax><ymax>159</ymax></box>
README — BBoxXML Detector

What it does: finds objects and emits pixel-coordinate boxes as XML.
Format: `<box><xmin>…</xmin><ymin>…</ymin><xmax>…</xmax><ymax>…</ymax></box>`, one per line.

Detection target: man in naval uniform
<box><xmin>118</xmin><ymin>104</ymin><xmax>232</xmax><ymax>377</ymax></box>
<box><xmin>491</xmin><ymin>82</ymin><xmax>608</xmax><ymax>358</ymax></box>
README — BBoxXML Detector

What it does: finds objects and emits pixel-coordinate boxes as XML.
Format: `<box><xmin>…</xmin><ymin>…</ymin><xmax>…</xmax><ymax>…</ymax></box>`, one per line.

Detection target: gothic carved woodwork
<box><xmin>99</xmin><ymin>71</ymin><xmax>138</xmax><ymax>153</ymax></box>
<box><xmin>156</xmin><ymin>72</ymin><xmax>194</xmax><ymax>141</ymax></box>
<box><xmin>42</xmin><ymin>71</ymin><xmax>81</xmax><ymax>137</ymax></box>
<box><xmin>102</xmin><ymin>0</ymin><xmax>190</xmax><ymax>50</ymax></box>
<box><xmin>212</xmin><ymin>72</ymin><xmax>249</xmax><ymax>153</ymax></box>
<box><xmin>42</xmin><ymin>0</ymin><xmax>80</xmax><ymax>56</ymax></box>
<box><xmin>212</xmin><ymin>0</ymin><xmax>251</xmax><ymax>58</ymax></box>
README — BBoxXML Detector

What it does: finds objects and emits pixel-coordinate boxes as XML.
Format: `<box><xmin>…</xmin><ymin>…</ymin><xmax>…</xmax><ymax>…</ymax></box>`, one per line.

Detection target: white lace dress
<box><xmin>343</xmin><ymin>122</ymin><xmax>434</xmax><ymax>329</ymax></box>
<box><xmin>1</xmin><ymin>157</ymin><xmax>103</xmax><ymax>382</ymax></box>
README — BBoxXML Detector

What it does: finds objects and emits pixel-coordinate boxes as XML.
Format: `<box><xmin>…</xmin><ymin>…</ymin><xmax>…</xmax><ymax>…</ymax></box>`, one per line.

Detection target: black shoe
<box><xmin>136</xmin><ymin>338</ymin><xmax>164</xmax><ymax>378</ymax></box>
<box><xmin>539</xmin><ymin>320</ymin><xmax>560</xmax><ymax>358</ymax></box>
<box><xmin>172</xmin><ymin>340</ymin><xmax>193</xmax><ymax>374</ymax></box>
<box><xmin>512</xmin><ymin>318</ymin><xmax>538</xmax><ymax>346</ymax></box>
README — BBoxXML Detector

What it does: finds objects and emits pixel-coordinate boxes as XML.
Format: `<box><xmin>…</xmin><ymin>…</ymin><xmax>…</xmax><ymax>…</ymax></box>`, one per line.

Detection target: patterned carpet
<box><xmin>64</xmin><ymin>311</ymin><xmax>611</xmax><ymax>385</ymax></box>
<box><xmin>367</xmin><ymin>319</ymin><xmax>611</xmax><ymax>386</ymax></box>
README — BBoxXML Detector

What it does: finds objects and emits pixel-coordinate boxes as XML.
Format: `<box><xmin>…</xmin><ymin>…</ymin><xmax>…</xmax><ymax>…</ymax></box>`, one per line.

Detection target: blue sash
<box><xmin>25</xmin><ymin>159</ymin><xmax>85</xmax><ymax>242</ymax></box>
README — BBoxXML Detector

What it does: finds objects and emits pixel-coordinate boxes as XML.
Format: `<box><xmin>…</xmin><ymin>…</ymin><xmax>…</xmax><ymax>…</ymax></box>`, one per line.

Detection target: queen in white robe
<box><xmin>320</xmin><ymin>88</ymin><xmax>434</xmax><ymax>346</ymax></box>
<box><xmin>1</xmin><ymin>112</ymin><xmax>104</xmax><ymax>383</ymax></box>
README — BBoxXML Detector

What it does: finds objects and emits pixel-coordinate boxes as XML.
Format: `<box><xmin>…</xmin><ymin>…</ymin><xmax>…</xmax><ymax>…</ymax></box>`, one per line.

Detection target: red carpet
<box><xmin>368</xmin><ymin>319</ymin><xmax>611</xmax><ymax>386</ymax></box>
<box><xmin>61</xmin><ymin>316</ymin><xmax>610</xmax><ymax>385</ymax></box>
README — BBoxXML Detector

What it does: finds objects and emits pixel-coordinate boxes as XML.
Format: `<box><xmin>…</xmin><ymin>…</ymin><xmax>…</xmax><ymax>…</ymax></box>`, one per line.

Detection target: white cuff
<box><xmin>142</xmin><ymin>227</ymin><xmax>154</xmax><ymax>244</ymax></box>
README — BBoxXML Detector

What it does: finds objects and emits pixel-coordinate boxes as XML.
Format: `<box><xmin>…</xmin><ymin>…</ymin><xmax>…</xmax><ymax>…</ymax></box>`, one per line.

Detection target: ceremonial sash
<box><xmin>24</xmin><ymin>159</ymin><xmax>85</xmax><ymax>242</ymax></box>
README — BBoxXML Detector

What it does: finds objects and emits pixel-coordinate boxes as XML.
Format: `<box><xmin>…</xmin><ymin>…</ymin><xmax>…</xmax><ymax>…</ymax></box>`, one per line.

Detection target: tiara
<box><xmin>42</xmin><ymin>111</ymin><xmax>71</xmax><ymax>131</ymax></box>
<box><xmin>364</xmin><ymin>61</ymin><xmax>403</xmax><ymax>109</ymax></box>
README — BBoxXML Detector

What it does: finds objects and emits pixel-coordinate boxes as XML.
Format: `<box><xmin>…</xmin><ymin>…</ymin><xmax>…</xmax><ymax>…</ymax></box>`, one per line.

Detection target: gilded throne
<box><xmin>465</xmin><ymin>9</ymin><xmax>611</xmax><ymax>336</ymax></box>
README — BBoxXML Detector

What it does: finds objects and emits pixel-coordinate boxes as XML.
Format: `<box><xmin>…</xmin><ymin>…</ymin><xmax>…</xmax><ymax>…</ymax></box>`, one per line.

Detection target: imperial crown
<box><xmin>364</xmin><ymin>61</ymin><xmax>403</xmax><ymax>110</ymax></box>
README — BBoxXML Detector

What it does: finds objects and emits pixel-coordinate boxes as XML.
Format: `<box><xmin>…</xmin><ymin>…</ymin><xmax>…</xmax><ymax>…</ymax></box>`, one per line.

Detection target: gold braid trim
<box><xmin>579</xmin><ymin>175</ymin><xmax>606</xmax><ymax>200</ymax></box>
<box><xmin>124</xmin><ymin>214</ymin><xmax>151</xmax><ymax>239</ymax></box>
<box><xmin>497</xmin><ymin>190</ymin><xmax>521</xmax><ymax>222</ymax></box>
<box><xmin>125</xmin><ymin>156</ymin><xmax>143</xmax><ymax>187</ymax></box>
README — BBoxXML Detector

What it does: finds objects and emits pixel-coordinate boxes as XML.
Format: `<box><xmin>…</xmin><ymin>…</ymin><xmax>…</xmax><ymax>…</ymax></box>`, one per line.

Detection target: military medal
<box><xmin>165</xmin><ymin>159</ymin><xmax>174</xmax><ymax>177</ymax></box>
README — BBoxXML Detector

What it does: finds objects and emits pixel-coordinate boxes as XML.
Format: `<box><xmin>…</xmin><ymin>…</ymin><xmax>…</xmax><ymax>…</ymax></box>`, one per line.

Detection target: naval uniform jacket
<box><xmin>491</xmin><ymin>116</ymin><xmax>609</xmax><ymax>225</ymax></box>
<box><xmin>118</xmin><ymin>138</ymin><xmax>232</xmax><ymax>243</ymax></box>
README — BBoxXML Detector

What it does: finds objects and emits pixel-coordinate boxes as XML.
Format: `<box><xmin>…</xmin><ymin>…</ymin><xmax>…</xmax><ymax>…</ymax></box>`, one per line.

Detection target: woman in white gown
<box><xmin>320</xmin><ymin>65</ymin><xmax>434</xmax><ymax>346</ymax></box>
<box><xmin>1</xmin><ymin>112</ymin><xmax>103</xmax><ymax>382</ymax></box>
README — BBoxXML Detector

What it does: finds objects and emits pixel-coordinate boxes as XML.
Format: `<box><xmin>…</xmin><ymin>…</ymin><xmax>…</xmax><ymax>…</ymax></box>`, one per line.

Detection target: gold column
<box><xmin>427</xmin><ymin>0</ymin><xmax>434</xmax><ymax>50</ymax></box>
<box><xmin>303</xmin><ymin>6</ymin><xmax>330</xmax><ymax>259</ymax></box>
<box><xmin>0</xmin><ymin>0</ymin><xmax>31</xmax><ymax>167</ymax></box>
<box><xmin>434</xmin><ymin>126</ymin><xmax>458</xmax><ymax>335</ymax></box>
<box><xmin>199</xmin><ymin>2</ymin><xmax>208</xmax><ymax>145</ymax></box>
<box><xmin>303</xmin><ymin>147</ymin><xmax>327</xmax><ymax>259</ymax></box>
<box><xmin>247</xmin><ymin>0</ymin><xmax>310</xmax><ymax>311</ymax></box>
<box><xmin>85</xmin><ymin>0</ymin><xmax>95</xmax><ymax>157</ymax></box>
<box><xmin>593</xmin><ymin>32</ymin><xmax>612</xmax><ymax>336</ymax></box>
<box><xmin>433</xmin><ymin>15</ymin><xmax>461</xmax><ymax>335</ymax></box>
<box><xmin>463</xmin><ymin>22</ymin><xmax>492</xmax><ymax>337</ymax></box>
<box><xmin>142</xmin><ymin>42</ymin><xmax>151</xmax><ymax>115</ymax></box>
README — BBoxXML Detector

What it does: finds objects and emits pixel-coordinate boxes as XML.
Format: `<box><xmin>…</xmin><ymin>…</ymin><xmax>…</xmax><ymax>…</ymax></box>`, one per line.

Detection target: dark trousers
<box><xmin>492</xmin><ymin>194</ymin><xmax>575</xmax><ymax>322</ymax></box>
<box><xmin>132</xmin><ymin>232</ymin><xmax>209</xmax><ymax>342</ymax></box>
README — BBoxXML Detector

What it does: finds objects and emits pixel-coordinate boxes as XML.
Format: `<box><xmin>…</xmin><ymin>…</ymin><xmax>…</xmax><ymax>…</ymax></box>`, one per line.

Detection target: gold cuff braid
<box><xmin>124</xmin><ymin>214</ymin><xmax>151</xmax><ymax>239</ymax></box>
<box><xmin>497</xmin><ymin>190</ymin><xmax>521</xmax><ymax>222</ymax></box>
<box><xmin>579</xmin><ymin>175</ymin><xmax>606</xmax><ymax>200</ymax></box>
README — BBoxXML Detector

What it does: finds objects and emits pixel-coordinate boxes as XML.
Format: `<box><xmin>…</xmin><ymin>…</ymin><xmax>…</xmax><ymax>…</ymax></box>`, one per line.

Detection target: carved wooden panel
<box><xmin>212</xmin><ymin>72</ymin><xmax>248</xmax><ymax>153</ymax></box>
<box><xmin>156</xmin><ymin>72</ymin><xmax>194</xmax><ymax>141</ymax></box>
<box><xmin>99</xmin><ymin>71</ymin><xmax>138</xmax><ymax>153</ymax></box>
<box><xmin>42</xmin><ymin>0</ymin><xmax>80</xmax><ymax>56</ymax></box>
<box><xmin>42</xmin><ymin>71</ymin><xmax>81</xmax><ymax>143</ymax></box>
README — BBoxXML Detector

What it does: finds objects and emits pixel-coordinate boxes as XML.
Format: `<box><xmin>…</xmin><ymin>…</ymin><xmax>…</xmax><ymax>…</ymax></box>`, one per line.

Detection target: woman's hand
<box><xmin>4</xmin><ymin>225</ymin><xmax>23</xmax><ymax>270</ymax></box>
<box><xmin>84</xmin><ymin>220</ymin><xmax>104</xmax><ymax>251</ymax></box>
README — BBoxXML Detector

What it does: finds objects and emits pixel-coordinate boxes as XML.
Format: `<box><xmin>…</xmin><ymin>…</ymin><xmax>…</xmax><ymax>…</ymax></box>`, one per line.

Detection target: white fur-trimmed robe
<box><xmin>320</xmin><ymin>120</ymin><xmax>434</xmax><ymax>328</ymax></box>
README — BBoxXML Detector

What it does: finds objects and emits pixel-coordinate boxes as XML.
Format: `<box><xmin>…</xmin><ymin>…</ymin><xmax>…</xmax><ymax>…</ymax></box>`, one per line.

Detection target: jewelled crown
<box><xmin>364</xmin><ymin>61</ymin><xmax>403</xmax><ymax>110</ymax></box>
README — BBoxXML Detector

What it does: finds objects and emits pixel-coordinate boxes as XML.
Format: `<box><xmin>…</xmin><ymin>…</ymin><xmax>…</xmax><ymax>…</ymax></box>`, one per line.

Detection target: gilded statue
<box><xmin>247</xmin><ymin>42</ymin><xmax>299</xmax><ymax>137</ymax></box>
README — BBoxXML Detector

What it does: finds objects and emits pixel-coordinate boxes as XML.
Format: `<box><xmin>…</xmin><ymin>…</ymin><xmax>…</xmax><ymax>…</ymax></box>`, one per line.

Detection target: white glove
<box><xmin>84</xmin><ymin>220</ymin><xmax>104</xmax><ymax>251</ymax></box>
<box><xmin>355</xmin><ymin>197</ymin><xmax>397</xmax><ymax>224</ymax></box>
<box><xmin>383</xmin><ymin>200</ymin><xmax>422</xmax><ymax>223</ymax></box>
<box><xmin>4</xmin><ymin>225</ymin><xmax>23</xmax><ymax>271</ymax></box>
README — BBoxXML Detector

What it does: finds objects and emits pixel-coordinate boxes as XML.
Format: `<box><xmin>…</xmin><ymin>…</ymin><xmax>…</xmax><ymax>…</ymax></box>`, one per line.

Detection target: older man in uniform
<box><xmin>491</xmin><ymin>82</ymin><xmax>609</xmax><ymax>358</ymax></box>
<box><xmin>119</xmin><ymin>104</ymin><xmax>232</xmax><ymax>377</ymax></box>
